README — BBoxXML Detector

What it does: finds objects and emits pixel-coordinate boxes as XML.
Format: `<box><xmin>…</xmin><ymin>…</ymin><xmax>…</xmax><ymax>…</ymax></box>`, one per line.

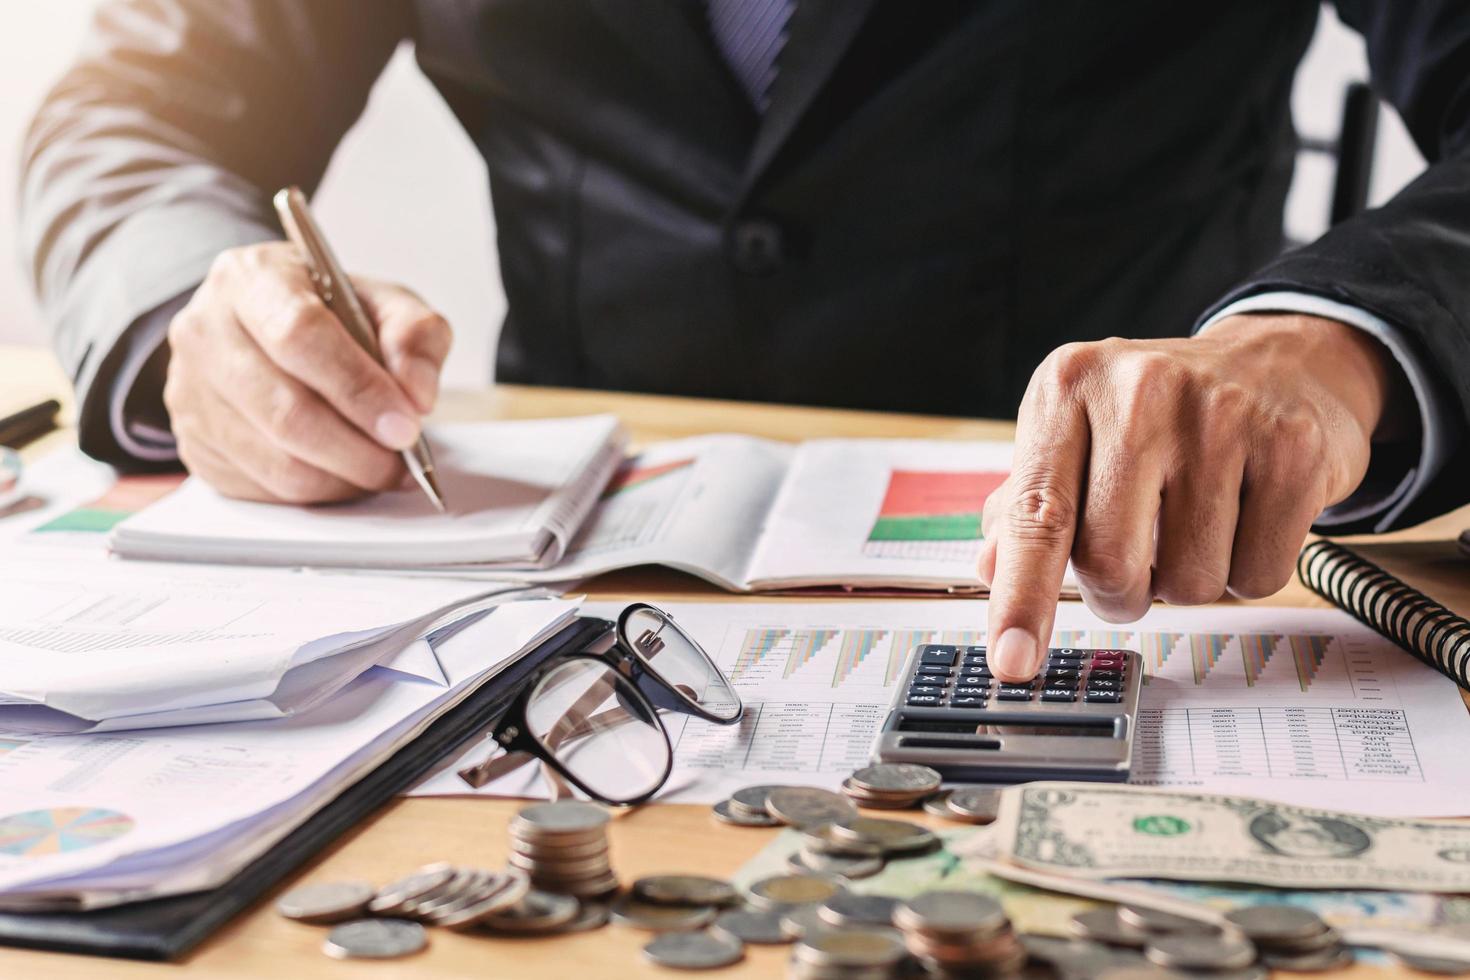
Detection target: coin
<box><xmin>435</xmin><ymin>872</ymin><xmax>532</xmax><ymax>929</ymax></box>
<box><xmin>922</xmin><ymin>791</ymin><xmax>964</xmax><ymax>820</ymax></box>
<box><xmin>778</xmin><ymin>904</ymin><xmax>830</xmax><ymax>941</ymax></box>
<box><xmin>712</xmin><ymin>907</ymin><xmax>795</xmax><ymax>944</ymax></box>
<box><xmin>792</xmin><ymin>928</ymin><xmax>908</xmax><ymax>969</ymax></box>
<box><xmin>479</xmin><ymin>890</ymin><xmax>581</xmax><ymax>934</ymax></box>
<box><xmin>818</xmin><ymin>892</ymin><xmax>899</xmax><ymax>929</ymax></box>
<box><xmin>765</xmin><ymin>787</ymin><xmax>857</xmax><ymax>828</ymax></box>
<box><xmin>730</xmin><ymin>784</ymin><xmax>787</xmax><ymax>816</ymax></box>
<box><xmin>829</xmin><ymin>817</ymin><xmax>937</xmax><ymax>855</ymax></box>
<box><xmin>414</xmin><ymin>868</ymin><xmax>498</xmax><ymax>920</ymax></box>
<box><xmin>634</xmin><ymin>875</ymin><xmax>738</xmax><ymax>908</ymax></box>
<box><xmin>944</xmin><ymin>786</ymin><xmax>1002</xmax><ymax>823</ymax></box>
<box><xmin>746</xmin><ymin>873</ymin><xmax>845</xmax><ymax>910</ymax></box>
<box><xmin>642</xmin><ymin>929</ymin><xmax>745</xmax><ymax>970</ymax></box>
<box><xmin>276</xmin><ymin>880</ymin><xmax>375</xmax><ymax>924</ymax></box>
<box><xmin>1261</xmin><ymin>945</ymin><xmax>1353</xmax><ymax>972</ymax></box>
<box><xmin>712</xmin><ymin>798</ymin><xmax>781</xmax><ymax>827</ymax></box>
<box><xmin>788</xmin><ymin>848</ymin><xmax>885</xmax><ymax>880</ymax></box>
<box><xmin>557</xmin><ymin>900</ymin><xmax>612</xmax><ymax>935</ymax></box>
<box><xmin>1389</xmin><ymin>950</ymin><xmax>1470</xmax><ymax>975</ymax></box>
<box><xmin>801</xmin><ymin>823</ymin><xmax>884</xmax><ymax>858</ymax></box>
<box><xmin>322</xmin><ymin>919</ymin><xmax>426</xmax><ymax>960</ymax></box>
<box><xmin>1117</xmin><ymin>905</ymin><xmax>1222</xmax><ymax>936</ymax></box>
<box><xmin>1144</xmin><ymin>933</ymin><xmax>1257</xmax><ymax>971</ymax></box>
<box><xmin>895</xmin><ymin>891</ymin><xmax>1007</xmax><ymax>938</ymax></box>
<box><xmin>850</xmin><ymin>764</ymin><xmax>942</xmax><ymax>795</ymax></box>
<box><xmin>1222</xmin><ymin>905</ymin><xmax>1328</xmax><ymax>944</ymax></box>
<box><xmin>512</xmin><ymin>800</ymin><xmax>610</xmax><ymax>835</ymax></box>
<box><xmin>610</xmin><ymin>893</ymin><xmax>718</xmax><ymax>931</ymax></box>
<box><xmin>1070</xmin><ymin>908</ymin><xmax>1150</xmax><ymax>948</ymax></box>
<box><xmin>367</xmin><ymin>862</ymin><xmax>456</xmax><ymax>916</ymax></box>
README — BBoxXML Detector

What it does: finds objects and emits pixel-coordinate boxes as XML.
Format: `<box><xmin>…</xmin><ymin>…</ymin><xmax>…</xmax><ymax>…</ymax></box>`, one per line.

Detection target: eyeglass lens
<box><xmin>524</xmin><ymin>658</ymin><xmax>670</xmax><ymax>803</ymax></box>
<box><xmin>621</xmin><ymin>606</ymin><xmax>741</xmax><ymax>721</ymax></box>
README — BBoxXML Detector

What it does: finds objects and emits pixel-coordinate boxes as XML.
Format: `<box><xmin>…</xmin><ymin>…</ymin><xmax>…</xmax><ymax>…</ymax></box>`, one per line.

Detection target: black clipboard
<box><xmin>0</xmin><ymin>615</ymin><xmax>612</xmax><ymax>961</ymax></box>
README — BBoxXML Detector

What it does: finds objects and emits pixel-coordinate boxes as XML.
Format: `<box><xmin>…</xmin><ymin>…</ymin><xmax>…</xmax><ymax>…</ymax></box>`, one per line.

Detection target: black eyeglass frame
<box><xmin>612</xmin><ymin>602</ymin><xmax>743</xmax><ymax>726</ymax></box>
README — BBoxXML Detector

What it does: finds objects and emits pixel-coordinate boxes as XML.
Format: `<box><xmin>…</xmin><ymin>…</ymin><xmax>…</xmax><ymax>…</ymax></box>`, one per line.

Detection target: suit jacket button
<box><xmin>728</xmin><ymin>218</ymin><xmax>786</xmax><ymax>276</ymax></box>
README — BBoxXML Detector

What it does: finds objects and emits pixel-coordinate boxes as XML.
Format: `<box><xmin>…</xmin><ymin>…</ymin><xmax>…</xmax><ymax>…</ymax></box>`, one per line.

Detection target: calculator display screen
<box><xmin>979</xmin><ymin>723</ymin><xmax>1117</xmax><ymax>738</ymax></box>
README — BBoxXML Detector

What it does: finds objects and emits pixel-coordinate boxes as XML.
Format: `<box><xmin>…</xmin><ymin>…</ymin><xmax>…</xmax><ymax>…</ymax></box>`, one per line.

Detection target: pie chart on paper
<box><xmin>0</xmin><ymin>807</ymin><xmax>135</xmax><ymax>857</ymax></box>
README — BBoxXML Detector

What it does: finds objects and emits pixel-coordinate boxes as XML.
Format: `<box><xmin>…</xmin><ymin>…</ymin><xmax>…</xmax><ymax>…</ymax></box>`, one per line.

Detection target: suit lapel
<box><xmin>584</xmin><ymin>0</ymin><xmax>750</xmax><ymax>119</ymax></box>
<box><xmin>742</xmin><ymin>0</ymin><xmax>880</xmax><ymax>188</ymax></box>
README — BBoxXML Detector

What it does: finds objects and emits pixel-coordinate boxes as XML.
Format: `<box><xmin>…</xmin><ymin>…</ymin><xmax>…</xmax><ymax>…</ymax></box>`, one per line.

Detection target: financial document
<box><xmin>416</xmin><ymin>601</ymin><xmax>1470</xmax><ymax>816</ymax></box>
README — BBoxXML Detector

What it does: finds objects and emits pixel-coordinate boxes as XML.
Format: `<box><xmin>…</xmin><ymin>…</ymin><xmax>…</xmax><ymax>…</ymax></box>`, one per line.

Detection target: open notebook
<box><xmin>110</xmin><ymin>416</ymin><xmax>626</xmax><ymax>569</ymax></box>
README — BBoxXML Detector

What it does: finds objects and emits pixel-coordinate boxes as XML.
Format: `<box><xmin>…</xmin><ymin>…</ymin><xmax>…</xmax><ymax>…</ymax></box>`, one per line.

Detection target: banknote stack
<box><xmin>507</xmin><ymin>800</ymin><xmax>618</xmax><ymax>898</ymax></box>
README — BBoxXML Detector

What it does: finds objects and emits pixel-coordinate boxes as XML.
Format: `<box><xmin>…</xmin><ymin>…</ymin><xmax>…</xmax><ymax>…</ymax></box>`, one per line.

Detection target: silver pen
<box><xmin>273</xmin><ymin>186</ymin><xmax>447</xmax><ymax>512</ymax></box>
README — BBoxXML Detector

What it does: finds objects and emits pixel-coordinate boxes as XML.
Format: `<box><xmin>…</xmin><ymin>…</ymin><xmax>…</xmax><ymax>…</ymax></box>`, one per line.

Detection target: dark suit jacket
<box><xmin>17</xmin><ymin>0</ymin><xmax>1470</xmax><ymax>529</ymax></box>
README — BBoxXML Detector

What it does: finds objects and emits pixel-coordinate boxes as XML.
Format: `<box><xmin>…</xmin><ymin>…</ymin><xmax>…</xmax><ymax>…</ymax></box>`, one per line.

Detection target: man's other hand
<box><xmin>164</xmin><ymin>242</ymin><xmax>452</xmax><ymax>504</ymax></box>
<box><xmin>977</xmin><ymin>314</ymin><xmax>1394</xmax><ymax>682</ymax></box>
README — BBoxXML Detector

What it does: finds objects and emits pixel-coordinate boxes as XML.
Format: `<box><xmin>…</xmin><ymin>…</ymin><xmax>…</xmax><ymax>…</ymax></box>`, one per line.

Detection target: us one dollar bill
<box><xmin>990</xmin><ymin>783</ymin><xmax>1470</xmax><ymax>892</ymax></box>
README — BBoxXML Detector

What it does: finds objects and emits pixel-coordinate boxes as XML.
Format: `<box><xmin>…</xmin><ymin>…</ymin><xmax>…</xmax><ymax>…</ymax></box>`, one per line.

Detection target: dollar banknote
<box><xmin>990</xmin><ymin>783</ymin><xmax>1470</xmax><ymax>892</ymax></box>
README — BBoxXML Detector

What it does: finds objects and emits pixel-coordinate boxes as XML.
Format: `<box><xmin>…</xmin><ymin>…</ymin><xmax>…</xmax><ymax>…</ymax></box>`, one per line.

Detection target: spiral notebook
<box><xmin>1298</xmin><ymin>537</ymin><xmax>1470</xmax><ymax>691</ymax></box>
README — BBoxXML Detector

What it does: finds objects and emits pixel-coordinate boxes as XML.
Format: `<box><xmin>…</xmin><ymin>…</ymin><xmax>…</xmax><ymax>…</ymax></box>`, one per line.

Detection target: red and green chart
<box><xmin>867</xmin><ymin>470</ymin><xmax>1007</xmax><ymax>543</ymax></box>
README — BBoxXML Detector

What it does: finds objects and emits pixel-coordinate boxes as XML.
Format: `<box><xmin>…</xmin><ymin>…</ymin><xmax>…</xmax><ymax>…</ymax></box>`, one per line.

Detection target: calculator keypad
<box><xmin>904</xmin><ymin>646</ymin><xmax>1132</xmax><ymax>708</ymax></box>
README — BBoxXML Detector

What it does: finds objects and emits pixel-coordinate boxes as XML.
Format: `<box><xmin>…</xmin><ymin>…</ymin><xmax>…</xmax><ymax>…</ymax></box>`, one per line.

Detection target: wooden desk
<box><xmin>1</xmin><ymin>344</ymin><xmax>1465</xmax><ymax>979</ymax></box>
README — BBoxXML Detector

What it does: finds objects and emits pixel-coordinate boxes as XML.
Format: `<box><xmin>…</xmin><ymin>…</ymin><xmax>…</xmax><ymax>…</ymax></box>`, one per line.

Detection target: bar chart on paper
<box><xmin>642</xmin><ymin>601</ymin><xmax>1470</xmax><ymax>815</ymax></box>
<box><xmin>562</xmin><ymin>455</ymin><xmax>695</xmax><ymax>557</ymax></box>
<box><xmin>862</xmin><ymin>470</ymin><xmax>1005</xmax><ymax>561</ymax></box>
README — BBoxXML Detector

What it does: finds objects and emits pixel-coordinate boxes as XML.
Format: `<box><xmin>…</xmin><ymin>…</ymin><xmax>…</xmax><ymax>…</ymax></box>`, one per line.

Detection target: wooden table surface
<box><xmin>1</xmin><ymin>343</ymin><xmax>1465</xmax><ymax>978</ymax></box>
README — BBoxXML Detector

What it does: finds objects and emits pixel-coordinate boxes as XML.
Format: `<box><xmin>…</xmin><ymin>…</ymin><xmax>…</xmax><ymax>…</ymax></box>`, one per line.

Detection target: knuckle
<box><xmin>1006</xmin><ymin>477</ymin><xmax>1077</xmax><ymax>541</ymax></box>
<box><xmin>265</xmin><ymin>385</ymin><xmax>312</xmax><ymax>436</ymax></box>
<box><xmin>1039</xmin><ymin>342</ymin><xmax>1100</xmax><ymax>392</ymax></box>
<box><xmin>1072</xmin><ymin>548</ymin><xmax>1144</xmax><ymax>594</ymax></box>
<box><xmin>261</xmin><ymin>295</ymin><xmax>326</xmax><ymax>353</ymax></box>
<box><xmin>1155</xmin><ymin>567</ymin><xmax>1228</xmax><ymax>605</ymax></box>
<box><xmin>1264</xmin><ymin>410</ymin><xmax>1326</xmax><ymax>465</ymax></box>
<box><xmin>264</xmin><ymin>457</ymin><xmax>331</xmax><ymax>505</ymax></box>
<box><xmin>1229</xmin><ymin>563</ymin><xmax>1292</xmax><ymax>600</ymax></box>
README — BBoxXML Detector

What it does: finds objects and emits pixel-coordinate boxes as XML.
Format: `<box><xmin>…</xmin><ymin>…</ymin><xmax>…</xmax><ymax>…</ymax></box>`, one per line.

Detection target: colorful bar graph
<box><xmin>867</xmin><ymin>470</ymin><xmax>1006</xmax><ymax>542</ymax></box>
<box><xmin>1239</xmin><ymin>634</ymin><xmax>1281</xmax><ymax>687</ymax></box>
<box><xmin>1190</xmin><ymin>634</ymin><xmax>1228</xmax><ymax>685</ymax></box>
<box><xmin>833</xmin><ymin>630</ymin><xmax>887</xmax><ymax>688</ymax></box>
<box><xmin>784</xmin><ymin>630</ymin><xmax>839</xmax><ymax>678</ymax></box>
<box><xmin>601</xmin><ymin>457</ymin><xmax>694</xmax><ymax>497</ymax></box>
<box><xmin>1290</xmin><ymin>635</ymin><xmax>1332</xmax><ymax>691</ymax></box>
<box><xmin>939</xmin><ymin>630</ymin><xmax>984</xmax><ymax>647</ymax></box>
<box><xmin>730</xmin><ymin>629</ymin><xmax>787</xmax><ymax>682</ymax></box>
<box><xmin>1137</xmin><ymin>632</ymin><xmax>1183</xmax><ymax>675</ymax></box>
<box><xmin>886</xmin><ymin>630</ymin><xmax>935</xmax><ymax>684</ymax></box>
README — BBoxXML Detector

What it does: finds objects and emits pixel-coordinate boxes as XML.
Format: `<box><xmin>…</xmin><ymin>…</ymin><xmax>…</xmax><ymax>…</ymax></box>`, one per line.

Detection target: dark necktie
<box><xmin>705</xmin><ymin>0</ymin><xmax>796</xmax><ymax>112</ymax></box>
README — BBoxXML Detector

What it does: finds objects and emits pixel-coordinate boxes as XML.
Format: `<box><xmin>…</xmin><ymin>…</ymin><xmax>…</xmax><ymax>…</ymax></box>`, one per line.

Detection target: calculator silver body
<box><xmin>873</xmin><ymin>644</ymin><xmax>1143</xmax><ymax>783</ymax></box>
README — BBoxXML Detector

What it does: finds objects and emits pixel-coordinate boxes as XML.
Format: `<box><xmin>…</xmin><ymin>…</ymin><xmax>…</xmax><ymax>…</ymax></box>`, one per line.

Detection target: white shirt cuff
<box><xmin>108</xmin><ymin>298</ymin><xmax>185</xmax><ymax>463</ymax></box>
<box><xmin>1198</xmin><ymin>291</ymin><xmax>1452</xmax><ymax>532</ymax></box>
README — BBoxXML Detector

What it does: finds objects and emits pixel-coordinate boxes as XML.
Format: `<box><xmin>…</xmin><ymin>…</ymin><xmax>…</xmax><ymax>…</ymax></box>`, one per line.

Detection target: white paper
<box><xmin>415</xmin><ymin>600</ymin><xmax>1470</xmax><ymax>817</ymax></box>
<box><xmin>0</xmin><ymin>598</ymin><xmax>577</xmax><ymax>908</ymax></box>
<box><xmin>109</xmin><ymin>416</ymin><xmax>625</xmax><ymax>568</ymax></box>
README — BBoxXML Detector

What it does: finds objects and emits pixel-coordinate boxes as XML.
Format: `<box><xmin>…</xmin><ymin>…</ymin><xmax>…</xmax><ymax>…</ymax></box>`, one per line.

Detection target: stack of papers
<box><xmin>0</xmin><ymin>597</ymin><xmax>577</xmax><ymax>909</ymax></box>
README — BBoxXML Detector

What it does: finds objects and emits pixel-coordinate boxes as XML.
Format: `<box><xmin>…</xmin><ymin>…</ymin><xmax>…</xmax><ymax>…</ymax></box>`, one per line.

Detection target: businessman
<box><xmin>19</xmin><ymin>2</ymin><xmax>1470</xmax><ymax>682</ymax></box>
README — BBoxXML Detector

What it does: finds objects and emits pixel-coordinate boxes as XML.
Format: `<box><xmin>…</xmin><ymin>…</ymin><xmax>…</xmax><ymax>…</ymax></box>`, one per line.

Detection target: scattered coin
<box><xmin>829</xmin><ymin>817</ymin><xmax>937</xmax><ymax>855</ymax></box>
<box><xmin>478</xmin><ymin>890</ymin><xmax>581</xmax><ymax>935</ymax></box>
<box><xmin>849</xmin><ymin>763</ymin><xmax>943</xmax><ymax>796</ymax></box>
<box><xmin>922</xmin><ymin>790</ymin><xmax>963</xmax><ymax>820</ymax></box>
<box><xmin>944</xmin><ymin>786</ymin><xmax>1002</xmax><ymax>824</ymax></box>
<box><xmin>1117</xmin><ymin>904</ymin><xmax>1222</xmax><ymax>936</ymax></box>
<box><xmin>1260</xmin><ymin>945</ymin><xmax>1354</xmax><ymax>972</ymax></box>
<box><xmin>801</xmin><ymin>823</ymin><xmax>884</xmax><ymax>858</ymax></box>
<box><xmin>1070</xmin><ymin>908</ymin><xmax>1150</xmax><ymax>948</ymax></box>
<box><xmin>895</xmin><ymin>891</ymin><xmax>1007</xmax><ymax>939</ymax></box>
<box><xmin>712</xmin><ymin>907</ymin><xmax>794</xmax><ymax>945</ymax></box>
<box><xmin>1389</xmin><ymin>950</ymin><xmax>1470</xmax><ymax>975</ymax></box>
<box><xmin>746</xmin><ymin>873</ymin><xmax>845</xmax><ymax>910</ymax></box>
<box><xmin>610</xmin><ymin>893</ymin><xmax>718</xmax><ymax>931</ymax></box>
<box><xmin>778</xmin><ymin>904</ymin><xmax>830</xmax><ymax>942</ymax></box>
<box><xmin>634</xmin><ymin>875</ymin><xmax>738</xmax><ymax>908</ymax></box>
<box><xmin>322</xmin><ymin>918</ymin><xmax>427</xmax><ymax>960</ymax></box>
<box><xmin>818</xmin><ymin>892</ymin><xmax>899</xmax><ymax>929</ymax></box>
<box><xmin>839</xmin><ymin>777</ymin><xmax>926</xmax><ymax>810</ymax></box>
<box><xmin>276</xmin><ymin>880</ymin><xmax>375</xmax><ymax>924</ymax></box>
<box><xmin>729</xmin><ymin>784</ymin><xmax>787</xmax><ymax>818</ymax></box>
<box><xmin>1222</xmin><ymin>905</ymin><xmax>1328</xmax><ymax>944</ymax></box>
<box><xmin>791</xmin><ymin>928</ymin><xmax>909</xmax><ymax>971</ymax></box>
<box><xmin>642</xmin><ymin>928</ymin><xmax>745</xmax><ymax>970</ymax></box>
<box><xmin>765</xmin><ymin>787</ymin><xmax>857</xmax><ymax>828</ymax></box>
<box><xmin>1144</xmin><ymin>933</ymin><xmax>1257</xmax><ymax>972</ymax></box>
<box><xmin>787</xmin><ymin>848</ymin><xmax>885</xmax><ymax>880</ymax></box>
<box><xmin>434</xmin><ymin>872</ymin><xmax>531</xmax><ymax>930</ymax></box>
<box><xmin>557</xmin><ymin>901</ymin><xmax>613</xmax><ymax>935</ymax></box>
<box><xmin>712</xmin><ymin>798</ymin><xmax>781</xmax><ymax>827</ymax></box>
<box><xmin>367</xmin><ymin>862</ymin><xmax>456</xmax><ymax>916</ymax></box>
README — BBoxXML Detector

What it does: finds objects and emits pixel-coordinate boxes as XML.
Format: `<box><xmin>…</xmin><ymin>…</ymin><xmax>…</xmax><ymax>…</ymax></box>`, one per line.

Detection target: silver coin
<box><xmin>788</xmin><ymin>848</ymin><xmax>885</xmax><ymax>880</ymax></box>
<box><xmin>850</xmin><ymin>764</ymin><xmax>942</xmax><ymax>795</ymax></box>
<box><xmin>818</xmin><ymin>892</ymin><xmax>899</xmax><ymax>929</ymax></box>
<box><xmin>944</xmin><ymin>786</ymin><xmax>1003</xmax><ymax>823</ymax></box>
<box><xmin>712</xmin><ymin>907</ymin><xmax>795</xmax><ymax>944</ymax></box>
<box><xmin>801</xmin><ymin>824</ymin><xmax>885</xmax><ymax>858</ymax></box>
<box><xmin>367</xmin><ymin>862</ymin><xmax>456</xmax><ymax>916</ymax></box>
<box><xmin>1070</xmin><ymin>908</ymin><xmax>1150</xmax><ymax>948</ymax></box>
<box><xmin>712</xmin><ymin>798</ymin><xmax>781</xmax><ymax>827</ymax></box>
<box><xmin>1117</xmin><ymin>905</ymin><xmax>1222</xmax><ymax>936</ymax></box>
<box><xmin>633</xmin><ymin>875</ymin><xmax>738</xmax><ymax>908</ymax></box>
<box><xmin>1144</xmin><ymin>933</ymin><xmax>1257</xmax><ymax>971</ymax></box>
<box><xmin>829</xmin><ymin>817</ymin><xmax>937</xmax><ymax>855</ymax></box>
<box><xmin>746</xmin><ymin>873</ymin><xmax>846</xmax><ymax>910</ymax></box>
<box><xmin>512</xmin><ymin>801</ymin><xmax>610</xmax><ymax>837</ymax></box>
<box><xmin>642</xmin><ymin>929</ymin><xmax>745</xmax><ymax>970</ymax></box>
<box><xmin>479</xmin><ymin>890</ymin><xmax>581</xmax><ymax>934</ymax></box>
<box><xmin>554</xmin><ymin>900</ymin><xmax>612</xmax><ymax>935</ymax></box>
<box><xmin>792</xmin><ymin>928</ymin><xmax>908</xmax><ymax>969</ymax></box>
<box><xmin>610</xmin><ymin>893</ymin><xmax>719</xmax><ymax>931</ymax></box>
<box><xmin>414</xmin><ymin>868</ymin><xmax>499</xmax><ymax>920</ymax></box>
<box><xmin>434</xmin><ymin>871</ymin><xmax>532</xmax><ymax>929</ymax></box>
<box><xmin>510</xmin><ymin>836</ymin><xmax>610</xmax><ymax>860</ymax></box>
<box><xmin>275</xmin><ymin>880</ymin><xmax>375</xmax><ymax>924</ymax></box>
<box><xmin>778</xmin><ymin>904</ymin><xmax>831</xmax><ymax>941</ymax></box>
<box><xmin>1261</xmin><ymin>925</ymin><xmax>1342</xmax><ymax>954</ymax></box>
<box><xmin>730</xmin><ymin>784</ymin><xmax>787</xmax><ymax>816</ymax></box>
<box><xmin>895</xmin><ymin>891</ymin><xmax>1007</xmax><ymax>938</ymax></box>
<box><xmin>322</xmin><ymin>918</ymin><xmax>427</xmax><ymax>960</ymax></box>
<box><xmin>1390</xmin><ymin>950</ymin><xmax>1470</xmax><ymax>975</ymax></box>
<box><xmin>1222</xmin><ymin>905</ymin><xmax>1327</xmax><ymax>944</ymax></box>
<box><xmin>766</xmin><ymin>787</ymin><xmax>858</xmax><ymax>828</ymax></box>
<box><xmin>1261</xmin><ymin>945</ymin><xmax>1353</xmax><ymax>973</ymax></box>
<box><xmin>922</xmin><ymin>791</ymin><xmax>965</xmax><ymax>820</ymax></box>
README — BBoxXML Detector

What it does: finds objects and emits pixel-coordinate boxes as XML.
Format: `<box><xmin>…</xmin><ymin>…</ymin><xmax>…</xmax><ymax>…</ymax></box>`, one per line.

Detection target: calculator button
<box><xmin>921</xmin><ymin>647</ymin><xmax>958</xmax><ymax>666</ymax></box>
<box><xmin>1083</xmin><ymin>678</ymin><xmax>1121</xmax><ymax>692</ymax></box>
<box><xmin>963</xmin><ymin>646</ymin><xmax>987</xmax><ymax>657</ymax></box>
<box><xmin>1084</xmin><ymin>690</ymin><xmax>1123</xmax><ymax>703</ymax></box>
<box><xmin>916</xmin><ymin>664</ymin><xmax>952</xmax><ymax>677</ymax></box>
<box><xmin>949</xmin><ymin>696</ymin><xmax>987</xmax><ymax>708</ymax></box>
<box><xmin>1090</xmin><ymin>654</ymin><xmax>1125</xmax><ymax>667</ymax></box>
<box><xmin>908</xmin><ymin>685</ymin><xmax>946</xmax><ymax>699</ymax></box>
<box><xmin>1047</xmin><ymin>656</ymin><xmax>1084</xmax><ymax>669</ymax></box>
<box><xmin>960</xmin><ymin>665</ymin><xmax>992</xmax><ymax>678</ymax></box>
<box><xmin>1041</xmin><ymin>686</ymin><xmax>1077</xmax><ymax>702</ymax></box>
<box><xmin>996</xmin><ymin>685</ymin><xmax>1033</xmax><ymax>701</ymax></box>
<box><xmin>1044</xmin><ymin>668</ymin><xmax>1079</xmax><ymax>682</ymax></box>
<box><xmin>906</xmin><ymin>694</ymin><xmax>944</xmax><ymax>707</ymax></box>
<box><xmin>954</xmin><ymin>685</ymin><xmax>990</xmax><ymax>698</ymax></box>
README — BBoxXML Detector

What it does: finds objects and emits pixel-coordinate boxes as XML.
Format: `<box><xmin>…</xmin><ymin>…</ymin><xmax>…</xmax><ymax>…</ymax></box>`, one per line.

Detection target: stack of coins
<box><xmin>712</xmin><ymin>785</ymin><xmax>786</xmax><ymax>827</ymax></box>
<box><xmin>507</xmin><ymin>801</ymin><xmax>618</xmax><ymax>898</ymax></box>
<box><xmin>1224</xmin><ymin>905</ymin><xmax>1351</xmax><ymax>972</ymax></box>
<box><xmin>789</xmin><ymin>928</ymin><xmax>911</xmax><ymax>979</ymax></box>
<box><xmin>842</xmin><ymin>764</ymin><xmax>942</xmax><ymax>810</ymax></box>
<box><xmin>895</xmin><ymin>891</ymin><xmax>1027</xmax><ymax>977</ymax></box>
<box><xmin>922</xmin><ymin>786</ymin><xmax>1002</xmax><ymax>825</ymax></box>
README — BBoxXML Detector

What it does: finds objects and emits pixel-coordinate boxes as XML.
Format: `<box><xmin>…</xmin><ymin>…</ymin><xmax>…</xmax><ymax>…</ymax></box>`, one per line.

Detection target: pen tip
<box><xmin>415</xmin><ymin>468</ymin><xmax>448</xmax><ymax>514</ymax></box>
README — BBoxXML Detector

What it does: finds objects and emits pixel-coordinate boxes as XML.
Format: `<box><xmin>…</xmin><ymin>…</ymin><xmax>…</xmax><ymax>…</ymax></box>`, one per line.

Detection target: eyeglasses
<box><xmin>458</xmin><ymin>603</ymin><xmax>741</xmax><ymax>806</ymax></box>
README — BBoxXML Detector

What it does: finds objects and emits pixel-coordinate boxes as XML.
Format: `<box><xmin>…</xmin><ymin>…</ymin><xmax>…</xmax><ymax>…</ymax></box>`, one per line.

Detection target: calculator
<box><xmin>872</xmin><ymin>644</ymin><xmax>1143</xmax><ymax>783</ymax></box>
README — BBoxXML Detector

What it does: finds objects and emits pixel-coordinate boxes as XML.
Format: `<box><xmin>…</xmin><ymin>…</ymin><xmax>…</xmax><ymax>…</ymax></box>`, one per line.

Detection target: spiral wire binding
<box><xmin>1298</xmin><ymin>539</ymin><xmax>1470</xmax><ymax>690</ymax></box>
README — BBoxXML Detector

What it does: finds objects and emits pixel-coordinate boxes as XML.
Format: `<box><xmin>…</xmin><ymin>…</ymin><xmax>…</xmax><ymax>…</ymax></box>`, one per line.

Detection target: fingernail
<box><xmin>403</xmin><ymin>357</ymin><xmax>439</xmax><ymax>413</ymax></box>
<box><xmin>375</xmin><ymin>411</ymin><xmax>420</xmax><ymax>450</ymax></box>
<box><xmin>992</xmin><ymin>628</ymin><xmax>1039</xmax><ymax>680</ymax></box>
